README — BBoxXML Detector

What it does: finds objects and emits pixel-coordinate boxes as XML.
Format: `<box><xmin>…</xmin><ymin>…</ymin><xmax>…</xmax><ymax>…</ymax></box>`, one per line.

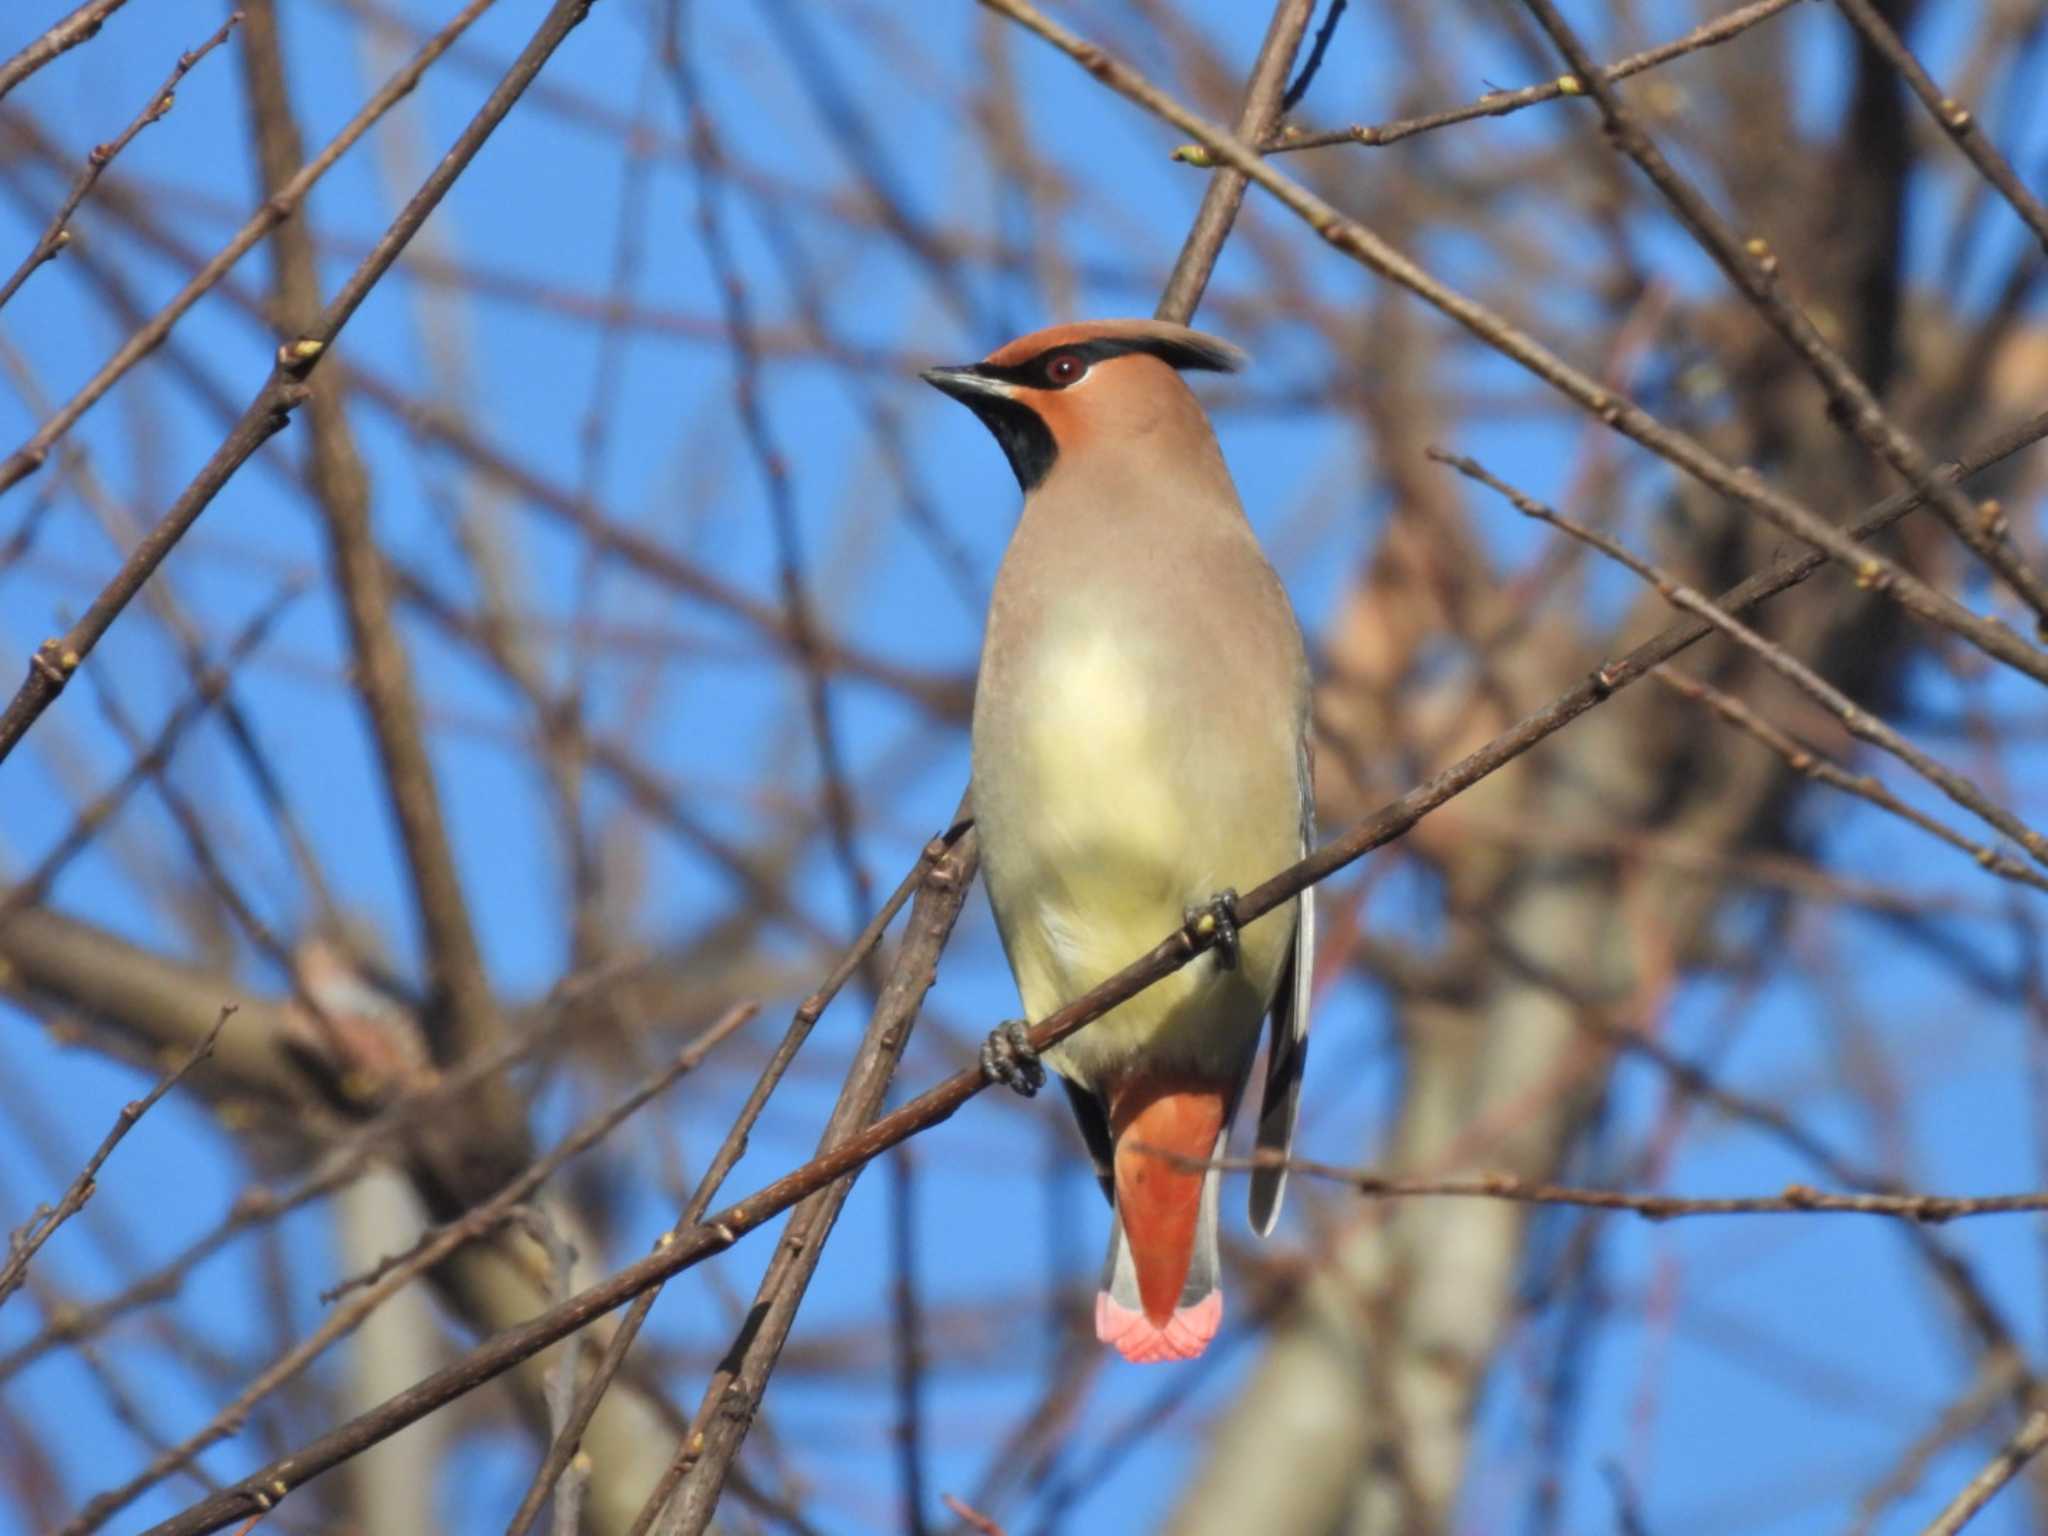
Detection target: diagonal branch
<box><xmin>499</xmin><ymin>826</ymin><xmax>961</xmax><ymax>1534</ymax></box>
<box><xmin>0</xmin><ymin>0</ymin><xmax>497</xmax><ymax>499</ymax></box>
<box><xmin>1153</xmin><ymin>0</ymin><xmax>1313</xmax><ymax>323</ymax></box>
<box><xmin>1217</xmin><ymin>0</ymin><xmax>1802</xmax><ymax>158</ymax></box>
<box><xmin>976</xmin><ymin>0</ymin><xmax>2048</xmax><ymax>693</ymax></box>
<box><xmin>1519</xmin><ymin>0</ymin><xmax>2048</xmax><ymax>629</ymax></box>
<box><xmin>0</xmin><ymin>1008</ymin><xmax>232</xmax><ymax>1307</ymax></box>
<box><xmin>0</xmin><ymin>0</ymin><xmax>589</xmax><ymax>764</ymax></box>
<box><xmin>233</xmin><ymin>0</ymin><xmax>520</xmax><ymax>1151</ymax></box>
<box><xmin>136</xmin><ymin>404</ymin><xmax>2048</xmax><ymax>1536</ymax></box>
<box><xmin>0</xmin><ymin>0</ymin><xmax>133</xmax><ymax>103</ymax></box>
<box><xmin>1430</xmin><ymin>447</ymin><xmax>2048</xmax><ymax>877</ymax></box>
<box><xmin>0</xmin><ymin>11</ymin><xmax>239</xmax><ymax>316</ymax></box>
<box><xmin>1917</xmin><ymin>1409</ymin><xmax>2048</xmax><ymax>1536</ymax></box>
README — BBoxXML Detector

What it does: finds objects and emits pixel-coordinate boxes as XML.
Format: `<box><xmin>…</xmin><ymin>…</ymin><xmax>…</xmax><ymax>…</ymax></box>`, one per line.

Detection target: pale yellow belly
<box><xmin>974</xmin><ymin>627</ymin><xmax>1298</xmax><ymax>1090</ymax></box>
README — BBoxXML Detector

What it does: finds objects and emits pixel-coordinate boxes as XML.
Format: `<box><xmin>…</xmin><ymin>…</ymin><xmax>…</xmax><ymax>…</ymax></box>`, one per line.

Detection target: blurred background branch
<box><xmin>4</xmin><ymin>1</ymin><xmax>2048</xmax><ymax>1534</ymax></box>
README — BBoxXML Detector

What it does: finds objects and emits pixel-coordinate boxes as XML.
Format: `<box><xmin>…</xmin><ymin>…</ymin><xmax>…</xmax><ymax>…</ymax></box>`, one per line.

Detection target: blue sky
<box><xmin>4</xmin><ymin>1</ymin><xmax>2048</xmax><ymax>1533</ymax></box>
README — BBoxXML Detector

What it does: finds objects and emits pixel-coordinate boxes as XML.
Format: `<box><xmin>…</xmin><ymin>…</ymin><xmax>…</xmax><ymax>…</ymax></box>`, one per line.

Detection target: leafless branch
<box><xmin>0</xmin><ymin>1008</ymin><xmax>232</xmax><ymax>1307</ymax></box>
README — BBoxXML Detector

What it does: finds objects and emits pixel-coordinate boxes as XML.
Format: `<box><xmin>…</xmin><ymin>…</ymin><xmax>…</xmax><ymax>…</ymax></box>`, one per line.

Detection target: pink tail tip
<box><xmin>1094</xmin><ymin>1290</ymin><xmax>1222</xmax><ymax>1363</ymax></box>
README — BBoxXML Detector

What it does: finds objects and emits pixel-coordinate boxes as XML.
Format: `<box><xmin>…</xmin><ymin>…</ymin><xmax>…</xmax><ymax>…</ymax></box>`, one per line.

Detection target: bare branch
<box><xmin>1186</xmin><ymin>1151</ymin><xmax>2048</xmax><ymax>1224</ymax></box>
<box><xmin>979</xmin><ymin>0</ymin><xmax>2048</xmax><ymax>689</ymax></box>
<box><xmin>1917</xmin><ymin>1409</ymin><xmax>2048</xmax><ymax>1536</ymax></box>
<box><xmin>0</xmin><ymin>11</ymin><xmax>240</xmax><ymax>315</ymax></box>
<box><xmin>0</xmin><ymin>1008</ymin><xmax>232</xmax><ymax>1308</ymax></box>
<box><xmin>131</xmin><ymin>402</ymin><xmax>2048</xmax><ymax>1536</ymax></box>
<box><xmin>0</xmin><ymin>0</ymin><xmax>134</xmax><ymax>104</ymax></box>
<box><xmin>0</xmin><ymin>0</ymin><xmax>590</xmax><ymax>763</ymax></box>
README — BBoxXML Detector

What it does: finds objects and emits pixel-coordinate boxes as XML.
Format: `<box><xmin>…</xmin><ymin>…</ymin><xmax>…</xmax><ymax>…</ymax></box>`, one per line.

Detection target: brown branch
<box><xmin>1194</xmin><ymin>0</ymin><xmax>1802</xmax><ymax>158</ymax></box>
<box><xmin>0</xmin><ymin>11</ymin><xmax>240</xmax><ymax>315</ymax></box>
<box><xmin>941</xmin><ymin>1494</ymin><xmax>1009</xmax><ymax>1536</ymax></box>
<box><xmin>1917</xmin><ymin>1408</ymin><xmax>2048</xmax><ymax>1536</ymax></box>
<box><xmin>1153</xmin><ymin>0</ymin><xmax>1313</xmax><ymax>322</ymax></box>
<box><xmin>0</xmin><ymin>1008</ymin><xmax>232</xmax><ymax>1308</ymax></box>
<box><xmin>500</xmin><ymin>824</ymin><xmax>963</xmax><ymax>1535</ymax></box>
<box><xmin>1185</xmin><ymin>1152</ymin><xmax>2048</xmax><ymax>1224</ymax></box>
<box><xmin>0</xmin><ymin>0</ymin><xmax>134</xmax><ymax>103</ymax></box>
<box><xmin>1520</xmin><ymin>0</ymin><xmax>2048</xmax><ymax>630</ymax></box>
<box><xmin>135</xmin><ymin>406</ymin><xmax>2048</xmax><ymax>1536</ymax></box>
<box><xmin>1831</xmin><ymin>0</ymin><xmax>2048</xmax><ymax>262</ymax></box>
<box><xmin>234</xmin><ymin>0</ymin><xmax>520</xmax><ymax>1157</ymax></box>
<box><xmin>979</xmin><ymin>0</ymin><xmax>2048</xmax><ymax>691</ymax></box>
<box><xmin>627</xmin><ymin>828</ymin><xmax>980</xmax><ymax>1536</ymax></box>
<box><xmin>0</xmin><ymin>0</ymin><xmax>496</xmax><ymax>500</ymax></box>
<box><xmin>0</xmin><ymin>0</ymin><xmax>590</xmax><ymax>761</ymax></box>
<box><xmin>1429</xmin><ymin>448</ymin><xmax>2048</xmax><ymax>877</ymax></box>
<box><xmin>59</xmin><ymin>1003</ymin><xmax>754</xmax><ymax>1536</ymax></box>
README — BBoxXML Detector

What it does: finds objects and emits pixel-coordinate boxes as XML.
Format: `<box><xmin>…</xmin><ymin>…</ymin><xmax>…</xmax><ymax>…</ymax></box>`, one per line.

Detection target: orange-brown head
<box><xmin>920</xmin><ymin>319</ymin><xmax>1246</xmax><ymax>493</ymax></box>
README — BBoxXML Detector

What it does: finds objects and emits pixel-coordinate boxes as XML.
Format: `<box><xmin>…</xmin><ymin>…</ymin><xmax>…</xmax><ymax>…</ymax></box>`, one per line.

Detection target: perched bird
<box><xmin>922</xmin><ymin>319</ymin><xmax>1314</xmax><ymax>1364</ymax></box>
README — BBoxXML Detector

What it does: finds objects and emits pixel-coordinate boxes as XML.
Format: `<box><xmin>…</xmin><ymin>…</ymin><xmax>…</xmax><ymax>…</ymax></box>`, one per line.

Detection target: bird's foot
<box><xmin>980</xmin><ymin>1018</ymin><xmax>1045</xmax><ymax>1097</ymax></box>
<box><xmin>1184</xmin><ymin>888</ymin><xmax>1241</xmax><ymax>971</ymax></box>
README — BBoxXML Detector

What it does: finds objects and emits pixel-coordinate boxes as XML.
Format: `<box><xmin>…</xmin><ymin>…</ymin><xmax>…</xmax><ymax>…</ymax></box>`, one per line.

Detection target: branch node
<box><xmin>28</xmin><ymin>640</ymin><xmax>75</xmax><ymax>688</ymax></box>
<box><xmin>276</xmin><ymin>336</ymin><xmax>326</xmax><ymax>374</ymax></box>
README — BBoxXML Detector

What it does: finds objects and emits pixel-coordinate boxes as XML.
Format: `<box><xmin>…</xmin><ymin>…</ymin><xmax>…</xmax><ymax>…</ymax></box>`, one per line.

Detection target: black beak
<box><xmin>919</xmin><ymin>364</ymin><xmax>1015</xmax><ymax>406</ymax></box>
<box><xmin>918</xmin><ymin>364</ymin><xmax>1053</xmax><ymax>493</ymax></box>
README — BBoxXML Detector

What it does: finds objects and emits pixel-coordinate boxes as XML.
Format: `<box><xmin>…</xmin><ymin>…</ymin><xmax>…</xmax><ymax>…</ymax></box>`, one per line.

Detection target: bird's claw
<box><xmin>981</xmin><ymin>1018</ymin><xmax>1045</xmax><ymax>1097</ymax></box>
<box><xmin>1185</xmin><ymin>888</ymin><xmax>1241</xmax><ymax>971</ymax></box>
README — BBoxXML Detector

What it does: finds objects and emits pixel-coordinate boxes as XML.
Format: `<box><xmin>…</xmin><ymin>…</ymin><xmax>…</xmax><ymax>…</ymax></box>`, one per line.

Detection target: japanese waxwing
<box><xmin>921</xmin><ymin>319</ymin><xmax>1315</xmax><ymax>1364</ymax></box>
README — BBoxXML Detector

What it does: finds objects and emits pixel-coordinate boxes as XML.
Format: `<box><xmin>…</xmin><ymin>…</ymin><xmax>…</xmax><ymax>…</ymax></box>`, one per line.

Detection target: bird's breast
<box><xmin>983</xmin><ymin>622</ymin><xmax>1204</xmax><ymax>888</ymax></box>
<box><xmin>972</xmin><ymin>614</ymin><xmax>1298</xmax><ymax>1088</ymax></box>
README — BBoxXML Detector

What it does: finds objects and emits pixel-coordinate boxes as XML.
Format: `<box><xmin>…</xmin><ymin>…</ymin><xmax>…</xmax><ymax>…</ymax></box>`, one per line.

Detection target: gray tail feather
<box><xmin>1103</xmin><ymin>1129</ymin><xmax>1225</xmax><ymax>1312</ymax></box>
<box><xmin>1250</xmin><ymin>884</ymin><xmax>1314</xmax><ymax>1236</ymax></box>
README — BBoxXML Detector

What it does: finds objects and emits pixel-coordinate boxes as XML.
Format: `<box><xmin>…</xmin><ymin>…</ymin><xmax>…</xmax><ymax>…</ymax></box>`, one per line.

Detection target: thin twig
<box><xmin>1520</xmin><ymin>0</ymin><xmax>2048</xmax><ymax>631</ymax></box>
<box><xmin>1915</xmin><ymin>1408</ymin><xmax>2048</xmax><ymax>1536</ymax></box>
<box><xmin>1278</xmin><ymin>0</ymin><xmax>1345</xmax><ymax>111</ymax></box>
<box><xmin>1429</xmin><ymin>448</ymin><xmax>2048</xmax><ymax>876</ymax></box>
<box><xmin>1649</xmin><ymin>667</ymin><xmax>2048</xmax><ymax>896</ymax></box>
<box><xmin>0</xmin><ymin>1008</ymin><xmax>232</xmax><ymax>1307</ymax></box>
<box><xmin>1831</xmin><ymin>0</ymin><xmax>2048</xmax><ymax>261</ymax></box>
<box><xmin>1171</xmin><ymin>0</ymin><xmax>1804</xmax><ymax>159</ymax></box>
<box><xmin>1183</xmin><ymin>1151</ymin><xmax>2048</xmax><ymax>1223</ymax></box>
<box><xmin>0</xmin><ymin>0</ymin><xmax>135</xmax><ymax>104</ymax></box>
<box><xmin>0</xmin><ymin>12</ymin><xmax>240</xmax><ymax>315</ymax></box>
<box><xmin>941</xmin><ymin>1494</ymin><xmax>1009</xmax><ymax>1536</ymax></box>
<box><xmin>130</xmin><ymin>405</ymin><xmax>2048</xmax><ymax>1536</ymax></box>
<box><xmin>0</xmin><ymin>581</ymin><xmax>308</xmax><ymax>926</ymax></box>
<box><xmin>981</xmin><ymin>0</ymin><xmax>2048</xmax><ymax>691</ymax></box>
<box><xmin>0</xmin><ymin>0</ymin><xmax>576</xmax><ymax>765</ymax></box>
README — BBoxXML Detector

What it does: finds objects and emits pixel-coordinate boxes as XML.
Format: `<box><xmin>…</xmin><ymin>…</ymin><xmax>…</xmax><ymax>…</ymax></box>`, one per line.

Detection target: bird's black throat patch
<box><xmin>961</xmin><ymin>392</ymin><xmax>1057</xmax><ymax>493</ymax></box>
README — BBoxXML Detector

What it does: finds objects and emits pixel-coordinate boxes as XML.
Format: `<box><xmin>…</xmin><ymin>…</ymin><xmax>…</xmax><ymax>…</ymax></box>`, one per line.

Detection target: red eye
<box><xmin>1043</xmin><ymin>351</ymin><xmax>1086</xmax><ymax>387</ymax></box>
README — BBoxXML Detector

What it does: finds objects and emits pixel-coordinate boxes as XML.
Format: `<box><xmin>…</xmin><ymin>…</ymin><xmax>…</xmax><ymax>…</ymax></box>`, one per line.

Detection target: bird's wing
<box><xmin>1061</xmin><ymin>1076</ymin><xmax>1117</xmax><ymax>1206</ymax></box>
<box><xmin>1249</xmin><ymin>735</ymin><xmax>1315</xmax><ymax>1236</ymax></box>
